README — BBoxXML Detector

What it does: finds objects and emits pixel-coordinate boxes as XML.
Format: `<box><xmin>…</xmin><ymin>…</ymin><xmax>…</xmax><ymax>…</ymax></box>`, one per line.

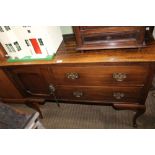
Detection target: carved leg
<box><xmin>26</xmin><ymin>102</ymin><xmax>43</xmax><ymax>119</ymax></box>
<box><xmin>112</xmin><ymin>103</ymin><xmax>146</xmax><ymax>128</ymax></box>
<box><xmin>25</xmin><ymin>98</ymin><xmax>46</xmax><ymax>119</ymax></box>
<box><xmin>133</xmin><ymin>108</ymin><xmax>146</xmax><ymax>128</ymax></box>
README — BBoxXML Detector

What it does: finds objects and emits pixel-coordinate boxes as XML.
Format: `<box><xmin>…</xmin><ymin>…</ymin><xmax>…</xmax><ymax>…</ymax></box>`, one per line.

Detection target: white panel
<box><xmin>0</xmin><ymin>26</ymin><xmax>18</xmax><ymax>59</ymax></box>
<box><xmin>22</xmin><ymin>26</ymin><xmax>63</xmax><ymax>57</ymax></box>
<box><xmin>11</xmin><ymin>26</ymin><xmax>33</xmax><ymax>58</ymax></box>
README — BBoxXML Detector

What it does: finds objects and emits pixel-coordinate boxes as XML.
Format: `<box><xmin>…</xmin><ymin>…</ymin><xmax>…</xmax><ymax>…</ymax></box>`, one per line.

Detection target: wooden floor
<box><xmin>10</xmin><ymin>90</ymin><xmax>155</xmax><ymax>129</ymax></box>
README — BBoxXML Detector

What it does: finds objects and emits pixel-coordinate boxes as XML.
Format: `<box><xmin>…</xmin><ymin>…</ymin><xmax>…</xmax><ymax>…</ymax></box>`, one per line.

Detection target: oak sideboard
<box><xmin>1</xmin><ymin>35</ymin><xmax>155</xmax><ymax>127</ymax></box>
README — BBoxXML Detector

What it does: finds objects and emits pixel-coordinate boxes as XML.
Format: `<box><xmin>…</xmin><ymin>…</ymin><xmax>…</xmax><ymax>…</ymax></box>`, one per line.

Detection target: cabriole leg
<box><xmin>133</xmin><ymin>107</ymin><xmax>146</xmax><ymax>128</ymax></box>
<box><xmin>112</xmin><ymin>103</ymin><xmax>146</xmax><ymax>128</ymax></box>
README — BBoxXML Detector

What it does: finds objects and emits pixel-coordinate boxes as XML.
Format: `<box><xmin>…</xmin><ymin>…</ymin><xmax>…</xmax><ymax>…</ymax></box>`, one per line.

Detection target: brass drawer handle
<box><xmin>73</xmin><ymin>91</ymin><xmax>83</xmax><ymax>98</ymax></box>
<box><xmin>66</xmin><ymin>72</ymin><xmax>79</xmax><ymax>80</ymax></box>
<box><xmin>113</xmin><ymin>73</ymin><xmax>127</xmax><ymax>82</ymax></box>
<box><xmin>113</xmin><ymin>92</ymin><xmax>125</xmax><ymax>100</ymax></box>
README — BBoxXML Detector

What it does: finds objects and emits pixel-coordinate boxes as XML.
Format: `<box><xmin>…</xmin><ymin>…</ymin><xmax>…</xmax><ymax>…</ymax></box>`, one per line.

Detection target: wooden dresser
<box><xmin>0</xmin><ymin>35</ymin><xmax>155</xmax><ymax>127</ymax></box>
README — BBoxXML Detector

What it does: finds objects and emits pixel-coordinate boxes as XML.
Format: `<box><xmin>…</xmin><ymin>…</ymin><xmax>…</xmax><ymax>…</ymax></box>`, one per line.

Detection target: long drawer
<box><xmin>56</xmin><ymin>85</ymin><xmax>143</xmax><ymax>103</ymax></box>
<box><xmin>52</xmin><ymin>65</ymin><xmax>149</xmax><ymax>86</ymax></box>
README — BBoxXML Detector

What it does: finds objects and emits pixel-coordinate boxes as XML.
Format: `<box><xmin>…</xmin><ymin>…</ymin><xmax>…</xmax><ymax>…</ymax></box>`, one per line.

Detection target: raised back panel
<box><xmin>73</xmin><ymin>26</ymin><xmax>146</xmax><ymax>50</ymax></box>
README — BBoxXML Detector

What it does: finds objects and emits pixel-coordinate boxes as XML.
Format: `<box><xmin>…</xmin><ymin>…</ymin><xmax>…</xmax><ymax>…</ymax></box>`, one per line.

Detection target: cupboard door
<box><xmin>0</xmin><ymin>69</ymin><xmax>22</xmax><ymax>98</ymax></box>
<box><xmin>7</xmin><ymin>66</ymin><xmax>54</xmax><ymax>97</ymax></box>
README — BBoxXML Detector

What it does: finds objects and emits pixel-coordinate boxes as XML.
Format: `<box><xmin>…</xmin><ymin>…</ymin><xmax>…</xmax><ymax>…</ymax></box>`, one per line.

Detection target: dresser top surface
<box><xmin>54</xmin><ymin>35</ymin><xmax>155</xmax><ymax>64</ymax></box>
<box><xmin>1</xmin><ymin>35</ymin><xmax>155</xmax><ymax>67</ymax></box>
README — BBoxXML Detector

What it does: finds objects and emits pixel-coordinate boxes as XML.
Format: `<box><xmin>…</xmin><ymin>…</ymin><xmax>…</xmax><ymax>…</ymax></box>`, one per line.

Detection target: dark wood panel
<box><xmin>56</xmin><ymin>85</ymin><xmax>143</xmax><ymax>102</ymax></box>
<box><xmin>73</xmin><ymin>26</ymin><xmax>146</xmax><ymax>50</ymax></box>
<box><xmin>79</xmin><ymin>26</ymin><xmax>144</xmax><ymax>32</ymax></box>
<box><xmin>0</xmin><ymin>69</ymin><xmax>22</xmax><ymax>99</ymax></box>
<box><xmin>75</xmin><ymin>39</ymin><xmax>142</xmax><ymax>50</ymax></box>
<box><xmin>7</xmin><ymin>66</ymin><xmax>54</xmax><ymax>97</ymax></box>
<box><xmin>52</xmin><ymin>65</ymin><xmax>149</xmax><ymax>86</ymax></box>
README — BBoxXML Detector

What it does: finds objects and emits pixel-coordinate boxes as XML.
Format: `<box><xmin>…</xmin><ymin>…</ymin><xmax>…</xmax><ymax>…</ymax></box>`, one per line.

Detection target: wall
<box><xmin>60</xmin><ymin>26</ymin><xmax>73</xmax><ymax>34</ymax></box>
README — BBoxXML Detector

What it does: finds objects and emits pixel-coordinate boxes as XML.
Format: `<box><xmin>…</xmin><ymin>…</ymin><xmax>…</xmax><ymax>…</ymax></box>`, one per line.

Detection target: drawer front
<box><xmin>53</xmin><ymin>65</ymin><xmax>149</xmax><ymax>86</ymax></box>
<box><xmin>56</xmin><ymin>86</ymin><xmax>143</xmax><ymax>103</ymax></box>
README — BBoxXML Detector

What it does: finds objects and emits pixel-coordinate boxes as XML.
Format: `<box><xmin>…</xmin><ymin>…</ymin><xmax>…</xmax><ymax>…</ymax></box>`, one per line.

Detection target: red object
<box><xmin>30</xmin><ymin>38</ymin><xmax>42</xmax><ymax>54</ymax></box>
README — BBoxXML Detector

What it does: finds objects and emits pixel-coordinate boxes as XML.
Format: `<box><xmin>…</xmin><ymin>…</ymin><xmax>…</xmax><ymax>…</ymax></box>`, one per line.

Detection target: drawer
<box><xmin>56</xmin><ymin>86</ymin><xmax>143</xmax><ymax>103</ymax></box>
<box><xmin>52</xmin><ymin>65</ymin><xmax>149</xmax><ymax>86</ymax></box>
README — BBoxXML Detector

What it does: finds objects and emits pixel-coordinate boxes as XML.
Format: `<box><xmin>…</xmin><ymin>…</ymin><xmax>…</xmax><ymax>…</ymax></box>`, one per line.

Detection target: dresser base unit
<box><xmin>0</xmin><ymin>34</ymin><xmax>155</xmax><ymax>128</ymax></box>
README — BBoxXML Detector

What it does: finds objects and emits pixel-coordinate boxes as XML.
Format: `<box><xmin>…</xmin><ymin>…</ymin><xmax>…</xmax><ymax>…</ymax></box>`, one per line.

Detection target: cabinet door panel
<box><xmin>0</xmin><ymin>69</ymin><xmax>22</xmax><ymax>98</ymax></box>
<box><xmin>8</xmin><ymin>66</ymin><xmax>53</xmax><ymax>97</ymax></box>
